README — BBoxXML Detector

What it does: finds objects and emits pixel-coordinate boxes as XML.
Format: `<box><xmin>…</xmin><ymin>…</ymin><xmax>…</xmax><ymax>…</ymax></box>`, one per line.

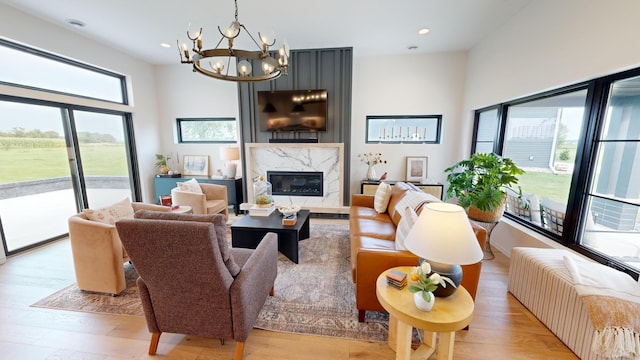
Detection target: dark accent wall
<box><xmin>238</xmin><ymin>47</ymin><xmax>353</xmax><ymax>206</ymax></box>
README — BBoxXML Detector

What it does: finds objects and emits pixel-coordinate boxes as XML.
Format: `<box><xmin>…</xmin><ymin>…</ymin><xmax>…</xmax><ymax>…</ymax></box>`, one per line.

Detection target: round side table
<box><xmin>470</xmin><ymin>219</ymin><xmax>500</xmax><ymax>260</ymax></box>
<box><xmin>170</xmin><ymin>205</ymin><xmax>193</xmax><ymax>214</ymax></box>
<box><xmin>376</xmin><ymin>266</ymin><xmax>474</xmax><ymax>360</ymax></box>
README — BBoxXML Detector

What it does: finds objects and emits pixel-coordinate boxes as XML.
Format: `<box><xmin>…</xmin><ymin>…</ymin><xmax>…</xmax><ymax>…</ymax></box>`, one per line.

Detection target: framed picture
<box><xmin>365</xmin><ymin>115</ymin><xmax>442</xmax><ymax>144</ymax></box>
<box><xmin>406</xmin><ymin>157</ymin><xmax>428</xmax><ymax>182</ymax></box>
<box><xmin>182</xmin><ymin>155</ymin><xmax>209</xmax><ymax>176</ymax></box>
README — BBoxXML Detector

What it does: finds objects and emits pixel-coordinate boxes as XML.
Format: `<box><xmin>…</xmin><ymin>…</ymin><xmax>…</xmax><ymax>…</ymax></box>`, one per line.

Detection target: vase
<box><xmin>413</xmin><ymin>291</ymin><xmax>435</xmax><ymax>311</ymax></box>
<box><xmin>366</xmin><ymin>164</ymin><xmax>377</xmax><ymax>180</ymax></box>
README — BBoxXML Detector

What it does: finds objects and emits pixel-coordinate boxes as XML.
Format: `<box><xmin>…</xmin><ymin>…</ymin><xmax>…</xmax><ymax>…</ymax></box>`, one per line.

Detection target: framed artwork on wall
<box><xmin>406</xmin><ymin>156</ymin><xmax>428</xmax><ymax>182</ymax></box>
<box><xmin>183</xmin><ymin>155</ymin><xmax>209</xmax><ymax>176</ymax></box>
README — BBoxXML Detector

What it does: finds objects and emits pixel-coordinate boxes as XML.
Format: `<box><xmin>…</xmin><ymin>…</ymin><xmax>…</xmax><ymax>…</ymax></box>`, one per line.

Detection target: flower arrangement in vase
<box><xmin>357</xmin><ymin>152</ymin><xmax>387</xmax><ymax>180</ymax></box>
<box><xmin>408</xmin><ymin>261</ymin><xmax>456</xmax><ymax>311</ymax></box>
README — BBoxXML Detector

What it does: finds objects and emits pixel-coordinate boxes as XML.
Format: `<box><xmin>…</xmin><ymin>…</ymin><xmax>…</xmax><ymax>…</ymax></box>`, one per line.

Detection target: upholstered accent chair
<box><xmin>115</xmin><ymin>211</ymin><xmax>278</xmax><ymax>359</ymax></box>
<box><xmin>67</xmin><ymin>201</ymin><xmax>170</xmax><ymax>295</ymax></box>
<box><xmin>171</xmin><ymin>182</ymin><xmax>229</xmax><ymax>220</ymax></box>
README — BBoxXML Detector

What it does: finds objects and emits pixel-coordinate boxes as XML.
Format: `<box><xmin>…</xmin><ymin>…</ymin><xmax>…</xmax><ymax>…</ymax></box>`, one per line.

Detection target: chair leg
<box><xmin>234</xmin><ymin>341</ymin><xmax>245</xmax><ymax>360</ymax></box>
<box><xmin>148</xmin><ymin>332</ymin><xmax>161</xmax><ymax>355</ymax></box>
<box><xmin>269</xmin><ymin>286</ymin><xmax>274</xmax><ymax>296</ymax></box>
<box><xmin>358</xmin><ymin>310</ymin><xmax>366</xmax><ymax>322</ymax></box>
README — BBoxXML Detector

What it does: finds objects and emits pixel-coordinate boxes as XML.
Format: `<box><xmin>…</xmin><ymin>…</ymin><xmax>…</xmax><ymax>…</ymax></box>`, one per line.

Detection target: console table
<box><xmin>361</xmin><ymin>180</ymin><xmax>443</xmax><ymax>200</ymax></box>
<box><xmin>153</xmin><ymin>176</ymin><xmax>243</xmax><ymax>215</ymax></box>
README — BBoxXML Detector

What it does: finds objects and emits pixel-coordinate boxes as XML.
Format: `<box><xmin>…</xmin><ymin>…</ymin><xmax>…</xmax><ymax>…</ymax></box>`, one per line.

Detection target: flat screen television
<box><xmin>257</xmin><ymin>89</ymin><xmax>327</xmax><ymax>132</ymax></box>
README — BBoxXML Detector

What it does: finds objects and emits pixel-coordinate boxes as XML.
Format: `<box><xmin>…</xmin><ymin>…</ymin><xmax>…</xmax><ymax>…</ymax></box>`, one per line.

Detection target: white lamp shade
<box><xmin>220</xmin><ymin>147</ymin><xmax>240</xmax><ymax>161</ymax></box>
<box><xmin>404</xmin><ymin>202</ymin><xmax>483</xmax><ymax>265</ymax></box>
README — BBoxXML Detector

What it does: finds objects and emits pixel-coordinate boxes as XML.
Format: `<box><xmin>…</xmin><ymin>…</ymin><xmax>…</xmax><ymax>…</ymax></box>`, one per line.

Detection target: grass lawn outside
<box><xmin>514</xmin><ymin>170</ymin><xmax>573</xmax><ymax>205</ymax></box>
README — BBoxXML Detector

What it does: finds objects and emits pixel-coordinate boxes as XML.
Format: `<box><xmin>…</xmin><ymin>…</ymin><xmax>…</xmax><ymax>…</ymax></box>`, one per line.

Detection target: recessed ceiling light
<box><xmin>66</xmin><ymin>19</ymin><xmax>85</xmax><ymax>28</ymax></box>
<box><xmin>418</xmin><ymin>28</ymin><xmax>430</xmax><ymax>35</ymax></box>
<box><xmin>160</xmin><ymin>43</ymin><xmax>171</xmax><ymax>48</ymax></box>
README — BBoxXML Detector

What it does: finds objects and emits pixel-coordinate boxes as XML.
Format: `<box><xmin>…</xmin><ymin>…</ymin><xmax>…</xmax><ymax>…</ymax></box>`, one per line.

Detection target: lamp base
<box><xmin>418</xmin><ymin>258</ymin><xmax>462</xmax><ymax>298</ymax></box>
<box><xmin>224</xmin><ymin>162</ymin><xmax>237</xmax><ymax>179</ymax></box>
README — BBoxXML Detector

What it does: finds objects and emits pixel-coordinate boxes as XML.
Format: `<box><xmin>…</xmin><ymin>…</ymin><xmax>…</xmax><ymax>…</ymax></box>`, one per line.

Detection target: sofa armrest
<box><xmin>132</xmin><ymin>202</ymin><xmax>171</xmax><ymax>212</ymax></box>
<box><xmin>229</xmin><ymin>233</ymin><xmax>278</xmax><ymax>341</ymax></box>
<box><xmin>171</xmin><ymin>188</ymin><xmax>206</xmax><ymax>213</ymax></box>
<box><xmin>351</xmin><ymin>194</ymin><xmax>375</xmax><ymax>208</ymax></box>
<box><xmin>201</xmin><ymin>183</ymin><xmax>229</xmax><ymax>203</ymax></box>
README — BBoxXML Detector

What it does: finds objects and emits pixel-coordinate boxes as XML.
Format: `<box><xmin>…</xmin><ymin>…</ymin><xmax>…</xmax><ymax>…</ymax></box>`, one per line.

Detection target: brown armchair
<box><xmin>115</xmin><ymin>211</ymin><xmax>278</xmax><ymax>359</ymax></box>
<box><xmin>67</xmin><ymin>202</ymin><xmax>170</xmax><ymax>295</ymax></box>
<box><xmin>171</xmin><ymin>182</ymin><xmax>229</xmax><ymax>220</ymax></box>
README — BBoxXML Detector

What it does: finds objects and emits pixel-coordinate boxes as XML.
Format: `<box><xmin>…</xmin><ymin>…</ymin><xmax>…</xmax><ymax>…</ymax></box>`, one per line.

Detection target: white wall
<box><xmin>462</xmin><ymin>0</ymin><xmax>640</xmax><ymax>255</ymax></box>
<box><xmin>153</xmin><ymin>65</ymin><xmax>242</xmax><ymax>179</ymax></box>
<box><xmin>0</xmin><ymin>3</ymin><xmax>162</xmax><ymax>203</ymax></box>
<box><xmin>350</xmin><ymin>52</ymin><xmax>467</xmax><ymax>196</ymax></box>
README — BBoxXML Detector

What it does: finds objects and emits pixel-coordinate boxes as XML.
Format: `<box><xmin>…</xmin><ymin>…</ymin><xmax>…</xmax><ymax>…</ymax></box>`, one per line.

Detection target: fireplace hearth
<box><xmin>267</xmin><ymin>171</ymin><xmax>323</xmax><ymax>197</ymax></box>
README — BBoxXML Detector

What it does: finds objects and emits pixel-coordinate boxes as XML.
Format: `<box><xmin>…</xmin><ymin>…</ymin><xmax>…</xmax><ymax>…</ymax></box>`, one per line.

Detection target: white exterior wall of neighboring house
<box><xmin>462</xmin><ymin>0</ymin><xmax>640</xmax><ymax>256</ymax></box>
<box><xmin>0</xmin><ymin>3</ymin><xmax>162</xmax><ymax>203</ymax></box>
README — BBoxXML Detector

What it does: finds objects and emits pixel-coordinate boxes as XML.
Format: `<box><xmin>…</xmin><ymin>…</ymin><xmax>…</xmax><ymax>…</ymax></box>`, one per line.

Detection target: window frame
<box><xmin>176</xmin><ymin>117</ymin><xmax>238</xmax><ymax>144</ymax></box>
<box><xmin>471</xmin><ymin>70</ymin><xmax>640</xmax><ymax>280</ymax></box>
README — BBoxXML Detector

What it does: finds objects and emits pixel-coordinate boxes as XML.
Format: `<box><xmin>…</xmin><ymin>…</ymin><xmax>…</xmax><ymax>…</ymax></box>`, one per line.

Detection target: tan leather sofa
<box><xmin>350</xmin><ymin>181</ymin><xmax>487</xmax><ymax>322</ymax></box>
<box><xmin>68</xmin><ymin>202</ymin><xmax>170</xmax><ymax>295</ymax></box>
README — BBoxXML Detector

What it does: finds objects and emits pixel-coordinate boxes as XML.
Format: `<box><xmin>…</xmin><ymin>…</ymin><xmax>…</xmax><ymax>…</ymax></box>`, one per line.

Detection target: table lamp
<box><xmin>404</xmin><ymin>202</ymin><xmax>483</xmax><ymax>297</ymax></box>
<box><xmin>220</xmin><ymin>146</ymin><xmax>240</xmax><ymax>179</ymax></box>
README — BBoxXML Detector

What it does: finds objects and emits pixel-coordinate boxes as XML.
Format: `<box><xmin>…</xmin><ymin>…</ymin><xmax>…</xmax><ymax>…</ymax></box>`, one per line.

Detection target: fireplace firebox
<box><xmin>267</xmin><ymin>171</ymin><xmax>323</xmax><ymax>197</ymax></box>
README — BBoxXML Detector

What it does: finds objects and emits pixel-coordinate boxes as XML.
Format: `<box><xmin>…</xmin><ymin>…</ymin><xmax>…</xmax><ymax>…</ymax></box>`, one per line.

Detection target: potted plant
<box><xmin>444</xmin><ymin>153</ymin><xmax>525</xmax><ymax>222</ymax></box>
<box><xmin>154</xmin><ymin>154</ymin><xmax>171</xmax><ymax>174</ymax></box>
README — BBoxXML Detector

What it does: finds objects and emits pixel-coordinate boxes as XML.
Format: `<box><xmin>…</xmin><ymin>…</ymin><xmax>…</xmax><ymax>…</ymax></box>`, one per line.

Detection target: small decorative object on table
<box><xmin>408</xmin><ymin>262</ymin><xmax>456</xmax><ymax>312</ymax></box>
<box><xmin>386</xmin><ymin>269</ymin><xmax>407</xmax><ymax>289</ymax></box>
<box><xmin>357</xmin><ymin>152</ymin><xmax>387</xmax><ymax>180</ymax></box>
<box><xmin>282</xmin><ymin>213</ymin><xmax>297</xmax><ymax>226</ymax></box>
<box><xmin>253</xmin><ymin>175</ymin><xmax>273</xmax><ymax>208</ymax></box>
<box><xmin>276</xmin><ymin>204</ymin><xmax>301</xmax><ymax>217</ymax></box>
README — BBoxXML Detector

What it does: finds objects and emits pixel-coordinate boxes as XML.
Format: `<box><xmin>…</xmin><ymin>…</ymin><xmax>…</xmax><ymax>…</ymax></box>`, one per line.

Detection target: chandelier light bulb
<box><xmin>262</xmin><ymin>61</ymin><xmax>274</xmax><ymax>75</ymax></box>
<box><xmin>237</xmin><ymin>60</ymin><xmax>252</xmax><ymax>76</ymax></box>
<box><xmin>210</xmin><ymin>60</ymin><xmax>225</xmax><ymax>74</ymax></box>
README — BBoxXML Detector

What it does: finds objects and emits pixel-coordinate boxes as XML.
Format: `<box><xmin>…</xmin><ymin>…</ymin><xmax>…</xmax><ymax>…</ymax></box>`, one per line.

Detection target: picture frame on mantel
<box><xmin>183</xmin><ymin>155</ymin><xmax>209</xmax><ymax>176</ymax></box>
<box><xmin>406</xmin><ymin>156</ymin><xmax>428</xmax><ymax>182</ymax></box>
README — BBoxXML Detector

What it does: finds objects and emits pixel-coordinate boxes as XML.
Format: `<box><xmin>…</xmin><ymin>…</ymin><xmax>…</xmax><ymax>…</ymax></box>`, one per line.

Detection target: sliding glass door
<box><xmin>0</xmin><ymin>100</ymin><xmax>77</xmax><ymax>253</ymax></box>
<box><xmin>0</xmin><ymin>100</ymin><xmax>137</xmax><ymax>255</ymax></box>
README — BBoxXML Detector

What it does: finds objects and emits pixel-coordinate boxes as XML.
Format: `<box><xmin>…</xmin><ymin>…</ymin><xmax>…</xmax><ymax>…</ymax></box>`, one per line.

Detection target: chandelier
<box><xmin>177</xmin><ymin>0</ymin><xmax>289</xmax><ymax>82</ymax></box>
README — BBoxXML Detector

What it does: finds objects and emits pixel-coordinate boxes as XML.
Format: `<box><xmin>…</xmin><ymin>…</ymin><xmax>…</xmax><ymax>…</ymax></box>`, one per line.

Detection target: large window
<box><xmin>0</xmin><ymin>40</ymin><xmax>137</xmax><ymax>256</ymax></box>
<box><xmin>472</xmin><ymin>70</ymin><xmax>640</xmax><ymax>279</ymax></box>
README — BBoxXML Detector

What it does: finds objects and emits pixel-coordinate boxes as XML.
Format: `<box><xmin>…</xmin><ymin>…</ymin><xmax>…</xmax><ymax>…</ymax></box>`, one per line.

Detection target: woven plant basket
<box><xmin>467</xmin><ymin>200</ymin><xmax>506</xmax><ymax>222</ymax></box>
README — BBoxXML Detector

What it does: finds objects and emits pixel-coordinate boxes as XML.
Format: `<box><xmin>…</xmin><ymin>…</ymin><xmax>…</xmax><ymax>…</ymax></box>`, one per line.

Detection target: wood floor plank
<box><xmin>0</xmin><ymin>217</ymin><xmax>579</xmax><ymax>359</ymax></box>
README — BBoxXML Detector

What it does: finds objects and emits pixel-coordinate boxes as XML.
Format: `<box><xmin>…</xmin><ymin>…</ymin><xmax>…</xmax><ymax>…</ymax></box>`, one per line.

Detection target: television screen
<box><xmin>257</xmin><ymin>89</ymin><xmax>327</xmax><ymax>132</ymax></box>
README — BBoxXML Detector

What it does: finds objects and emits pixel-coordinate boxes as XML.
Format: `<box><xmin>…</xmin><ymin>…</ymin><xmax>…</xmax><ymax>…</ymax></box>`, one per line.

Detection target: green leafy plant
<box><xmin>408</xmin><ymin>262</ymin><xmax>455</xmax><ymax>302</ymax></box>
<box><xmin>154</xmin><ymin>154</ymin><xmax>171</xmax><ymax>169</ymax></box>
<box><xmin>255</xmin><ymin>194</ymin><xmax>272</xmax><ymax>205</ymax></box>
<box><xmin>444</xmin><ymin>152</ymin><xmax>525</xmax><ymax>212</ymax></box>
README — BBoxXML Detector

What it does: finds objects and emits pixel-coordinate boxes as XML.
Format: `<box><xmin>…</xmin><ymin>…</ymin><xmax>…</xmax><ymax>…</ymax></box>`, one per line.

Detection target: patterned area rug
<box><xmin>31</xmin><ymin>224</ymin><xmax>393</xmax><ymax>343</ymax></box>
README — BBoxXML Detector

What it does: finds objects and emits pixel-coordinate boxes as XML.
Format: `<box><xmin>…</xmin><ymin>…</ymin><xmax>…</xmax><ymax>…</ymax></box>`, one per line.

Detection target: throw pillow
<box><xmin>395</xmin><ymin>206</ymin><xmax>418</xmax><ymax>250</ymax></box>
<box><xmin>177</xmin><ymin>178</ymin><xmax>202</xmax><ymax>194</ymax></box>
<box><xmin>373</xmin><ymin>182</ymin><xmax>392</xmax><ymax>213</ymax></box>
<box><xmin>83</xmin><ymin>198</ymin><xmax>135</xmax><ymax>225</ymax></box>
<box><xmin>134</xmin><ymin>211</ymin><xmax>241</xmax><ymax>276</ymax></box>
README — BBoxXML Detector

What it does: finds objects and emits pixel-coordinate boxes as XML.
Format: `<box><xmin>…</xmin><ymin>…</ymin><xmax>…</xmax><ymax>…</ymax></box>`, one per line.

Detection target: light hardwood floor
<box><xmin>0</xmin><ymin>217</ymin><xmax>578</xmax><ymax>360</ymax></box>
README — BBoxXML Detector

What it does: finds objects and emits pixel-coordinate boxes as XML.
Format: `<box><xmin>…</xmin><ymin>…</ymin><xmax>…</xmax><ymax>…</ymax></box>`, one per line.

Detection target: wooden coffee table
<box><xmin>376</xmin><ymin>266</ymin><xmax>474</xmax><ymax>360</ymax></box>
<box><xmin>230</xmin><ymin>209</ymin><xmax>310</xmax><ymax>264</ymax></box>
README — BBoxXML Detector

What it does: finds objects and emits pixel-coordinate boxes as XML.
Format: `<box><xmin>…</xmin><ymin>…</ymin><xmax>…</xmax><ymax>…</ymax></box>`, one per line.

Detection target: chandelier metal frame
<box><xmin>178</xmin><ymin>0</ymin><xmax>289</xmax><ymax>82</ymax></box>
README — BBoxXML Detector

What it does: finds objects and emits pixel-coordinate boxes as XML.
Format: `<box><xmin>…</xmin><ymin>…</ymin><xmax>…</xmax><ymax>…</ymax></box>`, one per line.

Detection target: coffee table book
<box><xmin>249</xmin><ymin>205</ymin><xmax>276</xmax><ymax>217</ymax></box>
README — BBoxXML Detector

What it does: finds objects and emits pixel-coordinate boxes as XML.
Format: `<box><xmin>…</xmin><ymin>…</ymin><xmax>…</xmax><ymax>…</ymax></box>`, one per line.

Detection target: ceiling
<box><xmin>1</xmin><ymin>0</ymin><xmax>532</xmax><ymax>65</ymax></box>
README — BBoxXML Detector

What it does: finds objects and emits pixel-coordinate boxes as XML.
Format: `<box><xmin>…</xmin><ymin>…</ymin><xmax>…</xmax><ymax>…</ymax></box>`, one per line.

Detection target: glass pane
<box><xmin>502</xmin><ymin>89</ymin><xmax>588</xmax><ymax>233</ymax></box>
<box><xmin>0</xmin><ymin>101</ymin><xmax>77</xmax><ymax>252</ymax></box>
<box><xmin>602</xmin><ymin>76</ymin><xmax>640</xmax><ymax>141</ymax></box>
<box><xmin>474</xmin><ymin>142</ymin><xmax>495</xmax><ymax>154</ymax></box>
<box><xmin>590</xmin><ymin>142</ymin><xmax>640</xmax><ymax>203</ymax></box>
<box><xmin>178</xmin><ymin>118</ymin><xmax>238</xmax><ymax>143</ymax></box>
<box><xmin>582</xmin><ymin>196</ymin><xmax>640</xmax><ymax>272</ymax></box>
<box><xmin>0</xmin><ymin>42</ymin><xmax>124</xmax><ymax>103</ymax></box>
<box><xmin>476</xmin><ymin>109</ymin><xmax>499</xmax><ymax>142</ymax></box>
<box><xmin>73</xmin><ymin>111</ymin><xmax>132</xmax><ymax>208</ymax></box>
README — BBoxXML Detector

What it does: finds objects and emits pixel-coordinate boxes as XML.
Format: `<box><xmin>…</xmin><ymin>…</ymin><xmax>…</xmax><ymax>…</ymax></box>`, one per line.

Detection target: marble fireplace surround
<box><xmin>244</xmin><ymin>143</ymin><xmax>346</xmax><ymax>213</ymax></box>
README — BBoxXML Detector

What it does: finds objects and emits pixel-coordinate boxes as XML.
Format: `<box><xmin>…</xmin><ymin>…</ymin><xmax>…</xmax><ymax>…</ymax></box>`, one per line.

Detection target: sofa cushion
<box><xmin>350</xmin><ymin>218</ymin><xmax>396</xmax><ymax>240</ymax></box>
<box><xmin>133</xmin><ymin>211</ymin><xmax>240</xmax><ymax>276</ymax></box>
<box><xmin>83</xmin><ymin>198</ymin><xmax>134</xmax><ymax>225</ymax></box>
<box><xmin>387</xmin><ymin>187</ymin><xmax>409</xmax><ymax>223</ymax></box>
<box><xmin>393</xmin><ymin>191</ymin><xmax>440</xmax><ymax>222</ymax></box>
<box><xmin>395</xmin><ymin>206</ymin><xmax>418</xmax><ymax>250</ymax></box>
<box><xmin>178</xmin><ymin>178</ymin><xmax>203</xmax><ymax>194</ymax></box>
<box><xmin>373</xmin><ymin>182</ymin><xmax>392</xmax><ymax>213</ymax></box>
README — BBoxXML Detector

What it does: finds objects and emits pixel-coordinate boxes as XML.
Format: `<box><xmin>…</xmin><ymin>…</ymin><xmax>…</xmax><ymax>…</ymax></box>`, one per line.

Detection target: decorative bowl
<box><xmin>276</xmin><ymin>204</ymin><xmax>301</xmax><ymax>217</ymax></box>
